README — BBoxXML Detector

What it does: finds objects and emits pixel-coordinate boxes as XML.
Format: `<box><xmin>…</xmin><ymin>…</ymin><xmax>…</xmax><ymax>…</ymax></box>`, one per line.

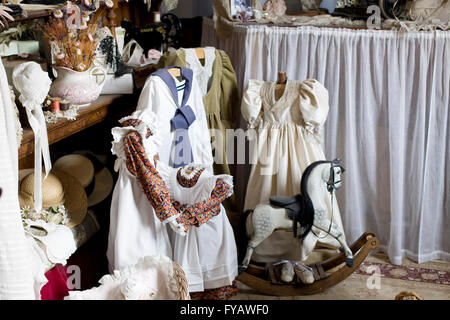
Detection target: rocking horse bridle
<box><xmin>327</xmin><ymin>159</ymin><xmax>345</xmax><ymax>193</ymax></box>
<box><xmin>314</xmin><ymin>159</ymin><xmax>345</xmax><ymax>239</ymax></box>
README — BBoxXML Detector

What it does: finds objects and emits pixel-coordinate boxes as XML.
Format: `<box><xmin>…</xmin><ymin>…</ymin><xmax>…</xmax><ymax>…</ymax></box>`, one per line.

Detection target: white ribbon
<box><xmin>22</xmin><ymin>100</ymin><xmax>52</xmax><ymax>212</ymax></box>
<box><xmin>13</xmin><ymin>62</ymin><xmax>52</xmax><ymax>213</ymax></box>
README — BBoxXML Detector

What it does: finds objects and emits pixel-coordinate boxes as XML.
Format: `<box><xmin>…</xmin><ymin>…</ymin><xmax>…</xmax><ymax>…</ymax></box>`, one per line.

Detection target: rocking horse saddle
<box><xmin>270</xmin><ymin>194</ymin><xmax>305</xmax><ymax>238</ymax></box>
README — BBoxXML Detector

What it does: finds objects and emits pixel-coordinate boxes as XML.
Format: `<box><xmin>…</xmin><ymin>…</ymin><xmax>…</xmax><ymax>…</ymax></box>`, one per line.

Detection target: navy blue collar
<box><xmin>152</xmin><ymin>66</ymin><xmax>193</xmax><ymax>107</ymax></box>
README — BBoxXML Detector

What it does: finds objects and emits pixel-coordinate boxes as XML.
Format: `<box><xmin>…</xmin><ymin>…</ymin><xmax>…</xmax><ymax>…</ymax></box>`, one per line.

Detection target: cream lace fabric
<box><xmin>65</xmin><ymin>255</ymin><xmax>179</xmax><ymax>300</ymax></box>
<box><xmin>184</xmin><ymin>47</ymin><xmax>216</xmax><ymax>96</ymax></box>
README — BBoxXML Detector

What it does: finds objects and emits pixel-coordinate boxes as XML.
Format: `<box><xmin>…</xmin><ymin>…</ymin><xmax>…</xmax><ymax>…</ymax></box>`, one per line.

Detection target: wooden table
<box><xmin>19</xmin><ymin>94</ymin><xmax>122</xmax><ymax>168</ymax></box>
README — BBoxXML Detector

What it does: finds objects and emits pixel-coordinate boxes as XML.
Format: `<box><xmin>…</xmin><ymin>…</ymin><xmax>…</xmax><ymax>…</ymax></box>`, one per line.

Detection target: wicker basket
<box><xmin>172</xmin><ymin>261</ymin><xmax>190</xmax><ymax>300</ymax></box>
<box><xmin>395</xmin><ymin>291</ymin><xmax>424</xmax><ymax>300</ymax></box>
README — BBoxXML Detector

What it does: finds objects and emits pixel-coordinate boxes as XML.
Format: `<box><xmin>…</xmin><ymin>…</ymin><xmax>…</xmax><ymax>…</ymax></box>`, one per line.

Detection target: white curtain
<box><xmin>0</xmin><ymin>59</ymin><xmax>34</xmax><ymax>299</ymax></box>
<box><xmin>202</xmin><ymin>19</ymin><xmax>450</xmax><ymax>265</ymax></box>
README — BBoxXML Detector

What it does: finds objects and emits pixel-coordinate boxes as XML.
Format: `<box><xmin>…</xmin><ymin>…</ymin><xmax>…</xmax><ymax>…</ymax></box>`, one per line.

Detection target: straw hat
<box><xmin>53</xmin><ymin>153</ymin><xmax>113</xmax><ymax>207</ymax></box>
<box><xmin>19</xmin><ymin>169</ymin><xmax>88</xmax><ymax>227</ymax></box>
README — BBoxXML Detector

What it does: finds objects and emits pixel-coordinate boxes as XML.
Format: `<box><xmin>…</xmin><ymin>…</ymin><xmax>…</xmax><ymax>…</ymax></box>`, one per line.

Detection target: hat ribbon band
<box><xmin>25</xmin><ymin>104</ymin><xmax>52</xmax><ymax>212</ymax></box>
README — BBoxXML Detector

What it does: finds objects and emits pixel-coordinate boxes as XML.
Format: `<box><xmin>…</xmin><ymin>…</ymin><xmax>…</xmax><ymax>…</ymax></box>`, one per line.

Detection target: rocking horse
<box><xmin>237</xmin><ymin>159</ymin><xmax>379</xmax><ymax>296</ymax></box>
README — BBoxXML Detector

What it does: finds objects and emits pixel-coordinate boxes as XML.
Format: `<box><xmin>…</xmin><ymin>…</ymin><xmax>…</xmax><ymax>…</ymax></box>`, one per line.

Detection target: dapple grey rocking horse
<box><xmin>239</xmin><ymin>159</ymin><xmax>353</xmax><ymax>273</ymax></box>
<box><xmin>237</xmin><ymin>159</ymin><xmax>379</xmax><ymax>296</ymax></box>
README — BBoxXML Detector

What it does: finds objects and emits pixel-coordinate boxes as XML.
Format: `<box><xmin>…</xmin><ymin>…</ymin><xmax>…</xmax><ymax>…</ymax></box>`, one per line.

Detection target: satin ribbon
<box><xmin>170</xmin><ymin>104</ymin><xmax>196</xmax><ymax>167</ymax></box>
<box><xmin>22</xmin><ymin>100</ymin><xmax>52</xmax><ymax>212</ymax></box>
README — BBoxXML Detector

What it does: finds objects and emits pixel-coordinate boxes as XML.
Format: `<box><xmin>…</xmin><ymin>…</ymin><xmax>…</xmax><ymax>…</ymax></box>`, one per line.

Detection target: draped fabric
<box><xmin>0</xmin><ymin>59</ymin><xmax>34</xmax><ymax>299</ymax></box>
<box><xmin>202</xmin><ymin>19</ymin><xmax>450</xmax><ymax>265</ymax></box>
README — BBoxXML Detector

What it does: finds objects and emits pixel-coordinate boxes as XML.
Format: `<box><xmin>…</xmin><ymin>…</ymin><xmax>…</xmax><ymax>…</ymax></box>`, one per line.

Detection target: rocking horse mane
<box><xmin>299</xmin><ymin>160</ymin><xmax>332</xmax><ymax>239</ymax></box>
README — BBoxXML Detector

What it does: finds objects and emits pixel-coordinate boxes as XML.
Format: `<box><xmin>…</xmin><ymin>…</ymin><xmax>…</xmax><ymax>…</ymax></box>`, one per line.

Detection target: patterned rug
<box><xmin>355</xmin><ymin>261</ymin><xmax>450</xmax><ymax>286</ymax></box>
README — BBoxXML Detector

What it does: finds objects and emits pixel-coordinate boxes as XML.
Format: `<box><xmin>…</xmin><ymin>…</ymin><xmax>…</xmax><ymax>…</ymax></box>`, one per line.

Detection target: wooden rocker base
<box><xmin>237</xmin><ymin>232</ymin><xmax>379</xmax><ymax>296</ymax></box>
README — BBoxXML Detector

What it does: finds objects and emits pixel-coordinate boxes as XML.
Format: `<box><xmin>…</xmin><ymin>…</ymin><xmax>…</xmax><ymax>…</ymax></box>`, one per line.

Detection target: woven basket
<box><xmin>172</xmin><ymin>261</ymin><xmax>190</xmax><ymax>300</ymax></box>
<box><xmin>395</xmin><ymin>291</ymin><xmax>424</xmax><ymax>300</ymax></box>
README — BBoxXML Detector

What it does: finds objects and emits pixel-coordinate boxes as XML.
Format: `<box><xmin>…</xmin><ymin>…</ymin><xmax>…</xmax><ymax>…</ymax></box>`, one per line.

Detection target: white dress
<box><xmin>183</xmin><ymin>47</ymin><xmax>216</xmax><ymax>96</ymax></box>
<box><xmin>0</xmin><ymin>59</ymin><xmax>34</xmax><ymax>299</ymax></box>
<box><xmin>241</xmin><ymin>79</ymin><xmax>344</xmax><ymax>262</ymax></box>
<box><xmin>107</xmin><ymin>70</ymin><xmax>237</xmax><ymax>292</ymax></box>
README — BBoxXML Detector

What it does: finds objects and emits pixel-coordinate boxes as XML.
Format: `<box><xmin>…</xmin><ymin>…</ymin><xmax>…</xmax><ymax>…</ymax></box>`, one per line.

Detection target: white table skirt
<box><xmin>202</xmin><ymin>18</ymin><xmax>450</xmax><ymax>265</ymax></box>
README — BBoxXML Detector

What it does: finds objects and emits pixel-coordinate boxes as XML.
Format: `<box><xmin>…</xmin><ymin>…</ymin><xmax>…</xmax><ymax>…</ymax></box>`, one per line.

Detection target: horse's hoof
<box><xmin>238</xmin><ymin>265</ymin><xmax>247</xmax><ymax>274</ymax></box>
<box><xmin>345</xmin><ymin>257</ymin><xmax>354</xmax><ymax>267</ymax></box>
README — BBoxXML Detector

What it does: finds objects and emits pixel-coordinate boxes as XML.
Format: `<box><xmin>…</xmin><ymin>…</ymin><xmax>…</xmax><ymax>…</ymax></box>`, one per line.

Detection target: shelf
<box><xmin>19</xmin><ymin>94</ymin><xmax>122</xmax><ymax>161</ymax></box>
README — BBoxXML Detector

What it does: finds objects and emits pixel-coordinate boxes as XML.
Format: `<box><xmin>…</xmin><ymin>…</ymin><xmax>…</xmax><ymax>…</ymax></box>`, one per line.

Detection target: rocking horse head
<box><xmin>299</xmin><ymin>158</ymin><xmax>345</xmax><ymax>238</ymax></box>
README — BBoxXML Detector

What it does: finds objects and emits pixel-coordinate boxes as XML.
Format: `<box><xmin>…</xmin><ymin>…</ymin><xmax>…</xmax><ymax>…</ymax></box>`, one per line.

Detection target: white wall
<box><xmin>169</xmin><ymin>0</ymin><xmax>303</xmax><ymax>18</ymax></box>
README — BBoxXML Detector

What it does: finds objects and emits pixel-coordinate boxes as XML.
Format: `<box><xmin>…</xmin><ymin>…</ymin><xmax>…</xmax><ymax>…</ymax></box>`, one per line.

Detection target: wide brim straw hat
<box><xmin>19</xmin><ymin>168</ymin><xmax>88</xmax><ymax>227</ymax></box>
<box><xmin>54</xmin><ymin>152</ymin><xmax>113</xmax><ymax>207</ymax></box>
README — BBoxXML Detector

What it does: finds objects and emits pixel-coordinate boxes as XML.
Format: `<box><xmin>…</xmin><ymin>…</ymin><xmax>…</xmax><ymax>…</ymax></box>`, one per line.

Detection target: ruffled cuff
<box><xmin>111</xmin><ymin>110</ymin><xmax>162</xmax><ymax>171</ymax></box>
<box><xmin>201</xmin><ymin>173</ymin><xmax>234</xmax><ymax>201</ymax></box>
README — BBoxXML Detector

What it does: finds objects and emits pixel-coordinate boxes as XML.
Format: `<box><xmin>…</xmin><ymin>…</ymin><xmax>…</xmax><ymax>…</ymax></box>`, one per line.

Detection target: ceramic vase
<box><xmin>49</xmin><ymin>66</ymin><xmax>107</xmax><ymax>105</ymax></box>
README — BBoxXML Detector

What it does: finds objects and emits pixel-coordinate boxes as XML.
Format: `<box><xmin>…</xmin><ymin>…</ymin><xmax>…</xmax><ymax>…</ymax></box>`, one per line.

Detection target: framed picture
<box><xmin>230</xmin><ymin>0</ymin><xmax>253</xmax><ymax>19</ymax></box>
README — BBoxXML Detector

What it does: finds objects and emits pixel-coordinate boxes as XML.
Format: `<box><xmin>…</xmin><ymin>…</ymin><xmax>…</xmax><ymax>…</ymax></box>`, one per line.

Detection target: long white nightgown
<box><xmin>107</xmin><ymin>70</ymin><xmax>237</xmax><ymax>292</ymax></box>
<box><xmin>241</xmin><ymin>79</ymin><xmax>343</xmax><ymax>262</ymax></box>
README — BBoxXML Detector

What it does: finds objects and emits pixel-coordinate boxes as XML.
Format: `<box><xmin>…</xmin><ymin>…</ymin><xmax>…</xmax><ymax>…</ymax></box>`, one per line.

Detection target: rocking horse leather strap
<box><xmin>270</xmin><ymin>194</ymin><xmax>303</xmax><ymax>238</ymax></box>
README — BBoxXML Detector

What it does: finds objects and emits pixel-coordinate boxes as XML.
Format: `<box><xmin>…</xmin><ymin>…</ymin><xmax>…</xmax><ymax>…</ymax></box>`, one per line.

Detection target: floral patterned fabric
<box><xmin>122</xmin><ymin>119</ymin><xmax>232</xmax><ymax>232</ymax></box>
<box><xmin>173</xmin><ymin>178</ymin><xmax>232</xmax><ymax>230</ymax></box>
<box><xmin>121</xmin><ymin>119</ymin><xmax>152</xmax><ymax>138</ymax></box>
<box><xmin>190</xmin><ymin>280</ymin><xmax>238</xmax><ymax>300</ymax></box>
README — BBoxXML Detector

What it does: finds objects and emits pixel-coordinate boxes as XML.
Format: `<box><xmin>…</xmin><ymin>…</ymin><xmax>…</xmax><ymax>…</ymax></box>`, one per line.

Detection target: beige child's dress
<box><xmin>241</xmin><ymin>78</ymin><xmax>344</xmax><ymax>262</ymax></box>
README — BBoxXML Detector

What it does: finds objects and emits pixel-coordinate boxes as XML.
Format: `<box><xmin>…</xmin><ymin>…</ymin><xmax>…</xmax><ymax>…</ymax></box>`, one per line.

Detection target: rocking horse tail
<box><xmin>237</xmin><ymin>209</ymin><xmax>253</xmax><ymax>263</ymax></box>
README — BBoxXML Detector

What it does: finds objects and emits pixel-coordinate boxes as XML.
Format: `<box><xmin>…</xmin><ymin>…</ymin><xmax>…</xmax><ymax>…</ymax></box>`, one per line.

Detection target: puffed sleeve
<box><xmin>111</xmin><ymin>109</ymin><xmax>161</xmax><ymax>172</ymax></box>
<box><xmin>299</xmin><ymin>79</ymin><xmax>329</xmax><ymax>142</ymax></box>
<box><xmin>241</xmin><ymin>79</ymin><xmax>264</xmax><ymax>128</ymax></box>
<box><xmin>218</xmin><ymin>50</ymin><xmax>240</xmax><ymax>126</ymax></box>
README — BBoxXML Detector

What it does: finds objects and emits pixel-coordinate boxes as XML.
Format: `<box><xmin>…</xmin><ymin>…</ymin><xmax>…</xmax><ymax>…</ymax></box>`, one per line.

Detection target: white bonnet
<box><xmin>12</xmin><ymin>62</ymin><xmax>52</xmax><ymax>109</ymax></box>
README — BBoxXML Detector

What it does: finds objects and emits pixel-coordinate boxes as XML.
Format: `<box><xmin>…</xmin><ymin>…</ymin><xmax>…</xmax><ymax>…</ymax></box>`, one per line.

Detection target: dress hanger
<box><xmin>195</xmin><ymin>48</ymin><xmax>205</xmax><ymax>60</ymax></box>
<box><xmin>275</xmin><ymin>71</ymin><xmax>287</xmax><ymax>100</ymax></box>
<box><xmin>168</xmin><ymin>67</ymin><xmax>182</xmax><ymax>81</ymax></box>
<box><xmin>195</xmin><ymin>48</ymin><xmax>206</xmax><ymax>66</ymax></box>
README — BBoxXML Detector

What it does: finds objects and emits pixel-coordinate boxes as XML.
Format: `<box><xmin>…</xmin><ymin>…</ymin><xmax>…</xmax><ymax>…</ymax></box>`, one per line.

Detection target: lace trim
<box><xmin>261</xmin><ymin>80</ymin><xmax>299</xmax><ymax>112</ymax></box>
<box><xmin>184</xmin><ymin>47</ymin><xmax>216</xmax><ymax>96</ymax></box>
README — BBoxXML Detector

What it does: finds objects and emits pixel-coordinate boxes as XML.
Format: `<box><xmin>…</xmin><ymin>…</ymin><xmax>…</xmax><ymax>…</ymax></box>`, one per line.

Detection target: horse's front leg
<box><xmin>313</xmin><ymin>213</ymin><xmax>354</xmax><ymax>267</ymax></box>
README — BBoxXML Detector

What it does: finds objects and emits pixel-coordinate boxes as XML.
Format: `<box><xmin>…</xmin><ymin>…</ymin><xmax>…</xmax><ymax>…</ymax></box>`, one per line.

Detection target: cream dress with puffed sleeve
<box><xmin>241</xmin><ymin>79</ymin><xmax>344</xmax><ymax>262</ymax></box>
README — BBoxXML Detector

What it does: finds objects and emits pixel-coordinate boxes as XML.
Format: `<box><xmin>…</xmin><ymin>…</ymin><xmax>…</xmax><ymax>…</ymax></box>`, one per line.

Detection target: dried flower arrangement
<box><xmin>38</xmin><ymin>1</ymin><xmax>113</xmax><ymax>72</ymax></box>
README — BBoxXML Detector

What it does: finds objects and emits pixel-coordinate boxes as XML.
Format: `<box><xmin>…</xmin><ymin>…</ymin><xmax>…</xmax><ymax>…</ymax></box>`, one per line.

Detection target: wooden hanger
<box><xmin>195</xmin><ymin>48</ymin><xmax>205</xmax><ymax>60</ymax></box>
<box><xmin>168</xmin><ymin>67</ymin><xmax>181</xmax><ymax>79</ymax></box>
<box><xmin>275</xmin><ymin>71</ymin><xmax>287</xmax><ymax>99</ymax></box>
<box><xmin>195</xmin><ymin>48</ymin><xmax>206</xmax><ymax>66</ymax></box>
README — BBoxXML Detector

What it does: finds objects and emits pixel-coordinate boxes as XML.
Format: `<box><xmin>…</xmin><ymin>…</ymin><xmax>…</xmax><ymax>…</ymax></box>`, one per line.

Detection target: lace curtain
<box><xmin>202</xmin><ymin>20</ymin><xmax>450</xmax><ymax>265</ymax></box>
